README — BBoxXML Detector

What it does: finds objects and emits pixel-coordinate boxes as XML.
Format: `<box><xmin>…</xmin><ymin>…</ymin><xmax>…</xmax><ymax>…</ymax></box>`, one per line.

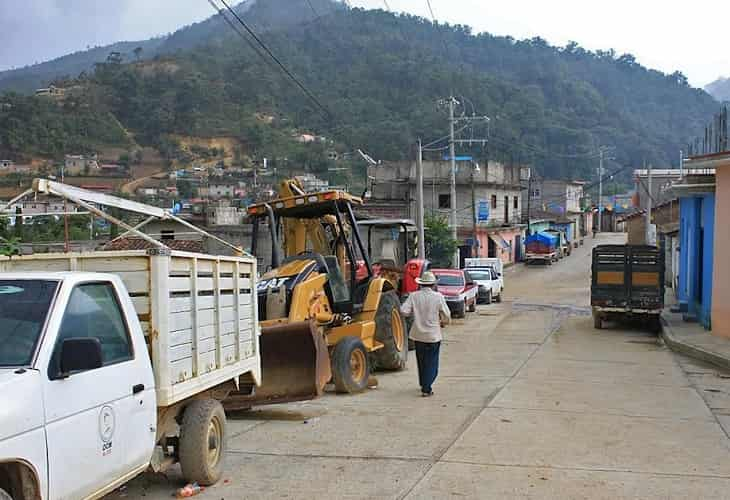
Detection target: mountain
<box><xmin>0</xmin><ymin>0</ymin><xmax>720</xmax><ymax>182</ymax></box>
<box><xmin>0</xmin><ymin>0</ymin><xmax>343</xmax><ymax>94</ymax></box>
<box><xmin>706</xmin><ymin>77</ymin><xmax>730</xmax><ymax>102</ymax></box>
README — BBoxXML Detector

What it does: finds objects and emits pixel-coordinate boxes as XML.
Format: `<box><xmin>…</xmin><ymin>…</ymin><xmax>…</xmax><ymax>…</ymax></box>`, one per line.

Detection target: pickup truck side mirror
<box><xmin>59</xmin><ymin>337</ymin><xmax>103</xmax><ymax>378</ymax></box>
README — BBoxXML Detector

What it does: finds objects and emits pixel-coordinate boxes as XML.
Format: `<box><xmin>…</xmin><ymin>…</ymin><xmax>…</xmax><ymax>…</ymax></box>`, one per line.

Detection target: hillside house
<box><xmin>64</xmin><ymin>154</ymin><xmax>98</xmax><ymax>175</ymax></box>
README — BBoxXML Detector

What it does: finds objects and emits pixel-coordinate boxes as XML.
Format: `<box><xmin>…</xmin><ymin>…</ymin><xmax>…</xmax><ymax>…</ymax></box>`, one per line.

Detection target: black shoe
<box><xmin>421</xmin><ymin>390</ymin><xmax>434</xmax><ymax>397</ymax></box>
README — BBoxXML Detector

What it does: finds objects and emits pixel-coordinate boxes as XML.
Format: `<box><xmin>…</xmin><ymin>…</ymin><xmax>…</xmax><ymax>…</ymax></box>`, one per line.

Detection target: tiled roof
<box><xmin>103</xmin><ymin>238</ymin><xmax>204</xmax><ymax>253</ymax></box>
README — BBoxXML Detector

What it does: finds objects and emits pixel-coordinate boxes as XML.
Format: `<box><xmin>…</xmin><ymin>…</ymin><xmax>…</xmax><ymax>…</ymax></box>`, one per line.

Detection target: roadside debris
<box><xmin>175</xmin><ymin>483</ymin><xmax>203</xmax><ymax>498</ymax></box>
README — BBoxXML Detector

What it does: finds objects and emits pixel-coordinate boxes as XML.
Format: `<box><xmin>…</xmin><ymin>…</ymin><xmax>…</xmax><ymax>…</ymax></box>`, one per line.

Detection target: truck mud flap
<box><xmin>224</xmin><ymin>320</ymin><xmax>331</xmax><ymax>411</ymax></box>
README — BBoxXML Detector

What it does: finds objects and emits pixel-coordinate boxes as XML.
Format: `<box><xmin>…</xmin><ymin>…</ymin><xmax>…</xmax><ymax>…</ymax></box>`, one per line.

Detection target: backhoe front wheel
<box><xmin>332</xmin><ymin>336</ymin><xmax>370</xmax><ymax>394</ymax></box>
<box><xmin>179</xmin><ymin>399</ymin><xmax>227</xmax><ymax>486</ymax></box>
<box><xmin>371</xmin><ymin>290</ymin><xmax>408</xmax><ymax>370</ymax></box>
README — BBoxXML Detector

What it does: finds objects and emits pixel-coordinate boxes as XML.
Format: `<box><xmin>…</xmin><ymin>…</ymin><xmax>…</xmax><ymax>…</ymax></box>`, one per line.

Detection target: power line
<box><xmin>213</xmin><ymin>0</ymin><xmax>335</xmax><ymax>120</ymax></box>
<box><xmin>424</xmin><ymin>0</ymin><xmax>450</xmax><ymax>55</ymax></box>
<box><xmin>206</xmin><ymin>0</ymin><xmax>271</xmax><ymax>68</ymax></box>
<box><xmin>305</xmin><ymin>0</ymin><xmax>319</xmax><ymax>17</ymax></box>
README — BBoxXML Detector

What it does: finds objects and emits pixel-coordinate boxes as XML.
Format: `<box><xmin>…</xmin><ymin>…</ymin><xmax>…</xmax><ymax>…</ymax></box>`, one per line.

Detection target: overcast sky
<box><xmin>1</xmin><ymin>0</ymin><xmax>727</xmax><ymax>87</ymax></box>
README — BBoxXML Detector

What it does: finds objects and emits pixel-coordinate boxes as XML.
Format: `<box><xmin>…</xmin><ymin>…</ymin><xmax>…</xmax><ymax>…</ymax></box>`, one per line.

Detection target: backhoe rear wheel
<box><xmin>371</xmin><ymin>290</ymin><xmax>408</xmax><ymax>370</ymax></box>
<box><xmin>332</xmin><ymin>336</ymin><xmax>370</xmax><ymax>393</ymax></box>
<box><xmin>179</xmin><ymin>399</ymin><xmax>226</xmax><ymax>486</ymax></box>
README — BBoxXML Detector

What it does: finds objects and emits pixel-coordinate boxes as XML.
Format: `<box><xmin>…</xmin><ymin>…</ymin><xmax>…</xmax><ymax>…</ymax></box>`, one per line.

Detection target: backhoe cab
<box><xmin>225</xmin><ymin>179</ymin><xmax>407</xmax><ymax>409</ymax></box>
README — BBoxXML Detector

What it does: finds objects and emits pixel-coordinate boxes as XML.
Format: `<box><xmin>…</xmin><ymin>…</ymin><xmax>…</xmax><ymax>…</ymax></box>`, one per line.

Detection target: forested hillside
<box><xmin>0</xmin><ymin>0</ymin><xmax>720</xmax><ymax>180</ymax></box>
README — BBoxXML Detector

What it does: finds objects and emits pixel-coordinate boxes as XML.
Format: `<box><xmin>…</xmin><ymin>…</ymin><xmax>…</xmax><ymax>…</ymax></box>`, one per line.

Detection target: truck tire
<box><xmin>468</xmin><ymin>298</ymin><xmax>476</xmax><ymax>312</ymax></box>
<box><xmin>484</xmin><ymin>290</ymin><xmax>492</xmax><ymax>305</ymax></box>
<box><xmin>179</xmin><ymin>399</ymin><xmax>227</xmax><ymax>486</ymax></box>
<box><xmin>454</xmin><ymin>301</ymin><xmax>466</xmax><ymax>318</ymax></box>
<box><xmin>332</xmin><ymin>336</ymin><xmax>370</xmax><ymax>393</ymax></box>
<box><xmin>0</xmin><ymin>487</ymin><xmax>11</xmax><ymax>500</ymax></box>
<box><xmin>649</xmin><ymin>315</ymin><xmax>662</xmax><ymax>334</ymax></box>
<box><xmin>496</xmin><ymin>291</ymin><xmax>502</xmax><ymax>303</ymax></box>
<box><xmin>594</xmin><ymin>314</ymin><xmax>603</xmax><ymax>330</ymax></box>
<box><xmin>372</xmin><ymin>291</ymin><xmax>408</xmax><ymax>370</ymax></box>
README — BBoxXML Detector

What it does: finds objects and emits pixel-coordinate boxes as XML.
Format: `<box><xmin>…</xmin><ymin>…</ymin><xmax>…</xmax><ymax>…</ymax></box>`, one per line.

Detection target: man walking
<box><xmin>400</xmin><ymin>271</ymin><xmax>451</xmax><ymax>397</ymax></box>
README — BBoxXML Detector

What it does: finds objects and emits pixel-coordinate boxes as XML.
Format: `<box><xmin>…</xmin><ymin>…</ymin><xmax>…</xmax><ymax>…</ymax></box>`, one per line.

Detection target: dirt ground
<box><xmin>110</xmin><ymin>233</ymin><xmax>730</xmax><ymax>499</ymax></box>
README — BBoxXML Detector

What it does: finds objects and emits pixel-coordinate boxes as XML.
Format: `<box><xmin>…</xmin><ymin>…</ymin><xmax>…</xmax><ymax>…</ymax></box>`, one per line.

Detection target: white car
<box><xmin>465</xmin><ymin>267</ymin><xmax>502</xmax><ymax>304</ymax></box>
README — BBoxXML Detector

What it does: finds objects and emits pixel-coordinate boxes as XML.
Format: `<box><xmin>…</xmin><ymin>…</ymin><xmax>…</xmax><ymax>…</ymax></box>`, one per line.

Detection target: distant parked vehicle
<box><xmin>525</xmin><ymin>231</ymin><xmax>559</xmax><ymax>265</ymax></box>
<box><xmin>464</xmin><ymin>257</ymin><xmax>503</xmax><ymax>276</ymax></box>
<box><xmin>465</xmin><ymin>267</ymin><xmax>502</xmax><ymax>304</ymax></box>
<box><xmin>432</xmin><ymin>269</ymin><xmax>478</xmax><ymax>318</ymax></box>
<box><xmin>591</xmin><ymin>244</ymin><xmax>665</xmax><ymax>332</ymax></box>
<box><xmin>544</xmin><ymin>229</ymin><xmax>571</xmax><ymax>257</ymax></box>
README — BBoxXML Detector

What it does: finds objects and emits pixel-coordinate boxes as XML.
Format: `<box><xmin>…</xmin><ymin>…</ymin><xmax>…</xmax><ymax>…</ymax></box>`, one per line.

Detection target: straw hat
<box><xmin>416</xmin><ymin>271</ymin><xmax>438</xmax><ymax>286</ymax></box>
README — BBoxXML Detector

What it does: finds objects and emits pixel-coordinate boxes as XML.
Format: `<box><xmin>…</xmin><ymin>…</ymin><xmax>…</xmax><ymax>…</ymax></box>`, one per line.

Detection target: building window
<box><xmin>513</xmin><ymin>196</ymin><xmax>519</xmax><ymax>209</ymax></box>
<box><xmin>504</xmin><ymin>196</ymin><xmax>509</xmax><ymax>223</ymax></box>
<box><xmin>491</xmin><ymin>195</ymin><xmax>497</xmax><ymax>209</ymax></box>
<box><xmin>438</xmin><ymin>194</ymin><xmax>451</xmax><ymax>209</ymax></box>
<box><xmin>531</xmin><ymin>188</ymin><xmax>541</xmax><ymax>198</ymax></box>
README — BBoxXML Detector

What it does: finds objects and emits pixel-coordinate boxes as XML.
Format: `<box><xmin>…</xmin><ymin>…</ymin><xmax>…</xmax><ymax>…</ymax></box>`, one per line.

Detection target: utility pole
<box><xmin>526</xmin><ymin>171</ymin><xmax>532</xmax><ymax>235</ymax></box>
<box><xmin>62</xmin><ymin>163</ymin><xmax>69</xmax><ymax>252</ymax></box>
<box><xmin>438</xmin><ymin>96</ymin><xmax>490</xmax><ymax>268</ymax></box>
<box><xmin>645</xmin><ymin>164</ymin><xmax>653</xmax><ymax>245</ymax></box>
<box><xmin>597</xmin><ymin>148</ymin><xmax>604</xmax><ymax>234</ymax></box>
<box><xmin>448</xmin><ymin>96</ymin><xmax>458</xmax><ymax>268</ymax></box>
<box><xmin>471</xmin><ymin>164</ymin><xmax>478</xmax><ymax>258</ymax></box>
<box><xmin>416</xmin><ymin>139</ymin><xmax>425</xmax><ymax>260</ymax></box>
<box><xmin>679</xmin><ymin>149</ymin><xmax>684</xmax><ymax>178</ymax></box>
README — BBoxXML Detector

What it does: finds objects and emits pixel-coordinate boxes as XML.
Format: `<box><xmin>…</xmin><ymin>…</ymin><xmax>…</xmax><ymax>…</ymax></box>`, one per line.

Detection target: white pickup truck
<box><xmin>0</xmin><ymin>249</ymin><xmax>260</xmax><ymax>500</ymax></box>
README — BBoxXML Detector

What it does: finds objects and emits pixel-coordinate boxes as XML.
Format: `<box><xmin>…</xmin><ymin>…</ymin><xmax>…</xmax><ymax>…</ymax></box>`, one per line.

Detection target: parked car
<box><xmin>463</xmin><ymin>267</ymin><xmax>502</xmax><ymax>304</ymax></box>
<box><xmin>432</xmin><ymin>269</ymin><xmax>477</xmax><ymax>318</ymax></box>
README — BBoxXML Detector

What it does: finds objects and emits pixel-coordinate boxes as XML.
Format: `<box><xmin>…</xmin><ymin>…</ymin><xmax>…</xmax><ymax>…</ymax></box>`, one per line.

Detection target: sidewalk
<box><xmin>662</xmin><ymin>308</ymin><xmax>730</xmax><ymax>371</ymax></box>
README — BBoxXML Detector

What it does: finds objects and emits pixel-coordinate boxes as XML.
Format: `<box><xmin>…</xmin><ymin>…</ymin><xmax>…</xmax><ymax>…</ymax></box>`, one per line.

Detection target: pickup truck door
<box><xmin>42</xmin><ymin>281</ymin><xmax>153</xmax><ymax>499</ymax></box>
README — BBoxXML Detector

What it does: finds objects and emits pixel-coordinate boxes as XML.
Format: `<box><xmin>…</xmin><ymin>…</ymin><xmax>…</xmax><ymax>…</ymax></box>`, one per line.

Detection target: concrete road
<box><xmin>111</xmin><ymin>233</ymin><xmax>730</xmax><ymax>499</ymax></box>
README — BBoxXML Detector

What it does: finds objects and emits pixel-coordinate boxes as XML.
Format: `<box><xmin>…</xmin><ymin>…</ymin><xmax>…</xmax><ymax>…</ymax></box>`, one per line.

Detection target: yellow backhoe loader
<box><xmin>224</xmin><ymin>179</ymin><xmax>408</xmax><ymax>409</ymax></box>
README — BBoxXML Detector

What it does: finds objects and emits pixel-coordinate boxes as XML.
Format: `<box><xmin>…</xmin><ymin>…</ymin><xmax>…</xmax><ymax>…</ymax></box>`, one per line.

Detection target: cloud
<box><xmin>0</xmin><ymin>0</ymin><xmax>213</xmax><ymax>71</ymax></box>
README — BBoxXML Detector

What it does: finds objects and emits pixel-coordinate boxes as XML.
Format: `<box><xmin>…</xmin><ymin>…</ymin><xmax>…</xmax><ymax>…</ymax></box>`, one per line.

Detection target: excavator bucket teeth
<box><xmin>224</xmin><ymin>321</ymin><xmax>331</xmax><ymax>411</ymax></box>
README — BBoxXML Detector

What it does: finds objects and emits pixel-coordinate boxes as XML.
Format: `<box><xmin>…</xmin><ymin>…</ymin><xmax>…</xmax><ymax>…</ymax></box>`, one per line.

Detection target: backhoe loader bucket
<box><xmin>224</xmin><ymin>320</ymin><xmax>331</xmax><ymax>410</ymax></box>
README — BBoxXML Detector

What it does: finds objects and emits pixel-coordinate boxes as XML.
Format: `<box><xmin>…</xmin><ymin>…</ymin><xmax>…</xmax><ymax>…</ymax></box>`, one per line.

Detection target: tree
<box><xmin>424</xmin><ymin>215</ymin><xmax>458</xmax><ymax>268</ymax></box>
<box><xmin>133</xmin><ymin>46</ymin><xmax>143</xmax><ymax>61</ymax></box>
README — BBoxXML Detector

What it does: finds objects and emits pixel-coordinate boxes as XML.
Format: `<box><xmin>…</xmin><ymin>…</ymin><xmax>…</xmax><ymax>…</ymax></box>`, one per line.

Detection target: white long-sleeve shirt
<box><xmin>400</xmin><ymin>287</ymin><xmax>451</xmax><ymax>343</ymax></box>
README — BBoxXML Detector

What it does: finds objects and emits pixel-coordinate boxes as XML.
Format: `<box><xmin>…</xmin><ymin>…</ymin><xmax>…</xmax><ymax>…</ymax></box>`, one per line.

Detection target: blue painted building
<box><xmin>677</xmin><ymin>187</ymin><xmax>715</xmax><ymax>329</ymax></box>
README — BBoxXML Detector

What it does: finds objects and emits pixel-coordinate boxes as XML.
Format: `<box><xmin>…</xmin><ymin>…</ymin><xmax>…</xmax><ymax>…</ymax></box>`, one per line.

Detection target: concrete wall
<box><xmin>473</xmin><ymin>227</ymin><xmax>523</xmax><ymax>265</ymax></box>
<box><xmin>369</xmin><ymin>161</ymin><xmax>523</xmax><ymax>229</ymax></box>
<box><xmin>713</xmin><ymin>169</ymin><xmax>730</xmax><ymax>337</ymax></box>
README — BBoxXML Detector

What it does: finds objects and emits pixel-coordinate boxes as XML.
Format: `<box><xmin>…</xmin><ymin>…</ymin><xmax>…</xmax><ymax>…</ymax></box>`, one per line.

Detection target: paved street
<box><xmin>114</xmin><ymin>233</ymin><xmax>730</xmax><ymax>499</ymax></box>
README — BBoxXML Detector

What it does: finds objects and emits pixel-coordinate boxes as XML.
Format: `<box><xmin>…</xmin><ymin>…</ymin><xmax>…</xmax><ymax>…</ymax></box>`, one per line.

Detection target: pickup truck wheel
<box><xmin>179</xmin><ymin>399</ymin><xmax>226</xmax><ymax>486</ymax></box>
<box><xmin>0</xmin><ymin>487</ymin><xmax>11</xmax><ymax>500</ymax></box>
<box><xmin>594</xmin><ymin>314</ymin><xmax>603</xmax><ymax>330</ymax></box>
<box><xmin>495</xmin><ymin>292</ymin><xmax>502</xmax><ymax>303</ymax></box>
<box><xmin>468</xmin><ymin>298</ymin><xmax>476</xmax><ymax>312</ymax></box>
<box><xmin>484</xmin><ymin>290</ymin><xmax>492</xmax><ymax>305</ymax></box>
<box><xmin>332</xmin><ymin>336</ymin><xmax>370</xmax><ymax>393</ymax></box>
<box><xmin>371</xmin><ymin>290</ymin><xmax>408</xmax><ymax>370</ymax></box>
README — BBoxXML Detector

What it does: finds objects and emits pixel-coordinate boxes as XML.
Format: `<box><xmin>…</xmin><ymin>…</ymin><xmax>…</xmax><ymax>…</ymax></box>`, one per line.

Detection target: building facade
<box><xmin>369</xmin><ymin>160</ymin><xmax>526</xmax><ymax>265</ymax></box>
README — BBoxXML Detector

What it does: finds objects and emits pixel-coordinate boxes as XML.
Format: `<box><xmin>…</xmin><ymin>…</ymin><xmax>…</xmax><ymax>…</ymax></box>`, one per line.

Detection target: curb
<box><xmin>661</xmin><ymin>316</ymin><xmax>730</xmax><ymax>371</ymax></box>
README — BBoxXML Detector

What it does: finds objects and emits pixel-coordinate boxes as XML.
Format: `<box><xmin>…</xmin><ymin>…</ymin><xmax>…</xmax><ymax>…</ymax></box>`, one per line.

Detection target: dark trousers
<box><xmin>415</xmin><ymin>341</ymin><xmax>441</xmax><ymax>394</ymax></box>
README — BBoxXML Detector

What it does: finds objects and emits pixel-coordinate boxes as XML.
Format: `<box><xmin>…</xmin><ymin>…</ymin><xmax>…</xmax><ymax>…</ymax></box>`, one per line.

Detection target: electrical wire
<box><xmin>213</xmin><ymin>0</ymin><xmax>335</xmax><ymax>120</ymax></box>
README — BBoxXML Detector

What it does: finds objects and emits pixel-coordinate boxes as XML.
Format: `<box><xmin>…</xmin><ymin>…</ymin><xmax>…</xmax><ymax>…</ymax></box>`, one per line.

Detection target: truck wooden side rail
<box><xmin>591</xmin><ymin>244</ymin><xmax>665</xmax><ymax>332</ymax></box>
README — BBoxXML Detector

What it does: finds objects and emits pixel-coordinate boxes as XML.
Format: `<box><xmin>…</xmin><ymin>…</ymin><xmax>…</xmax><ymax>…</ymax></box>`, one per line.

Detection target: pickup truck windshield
<box><xmin>0</xmin><ymin>280</ymin><xmax>58</xmax><ymax>367</ymax></box>
<box><xmin>436</xmin><ymin>275</ymin><xmax>464</xmax><ymax>287</ymax></box>
<box><xmin>467</xmin><ymin>271</ymin><xmax>492</xmax><ymax>281</ymax></box>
